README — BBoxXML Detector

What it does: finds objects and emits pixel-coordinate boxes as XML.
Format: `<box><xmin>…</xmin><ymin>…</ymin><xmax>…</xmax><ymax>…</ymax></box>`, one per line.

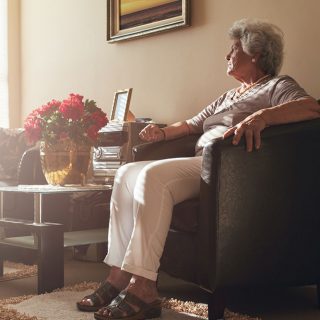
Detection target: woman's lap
<box><xmin>105</xmin><ymin>156</ymin><xmax>202</xmax><ymax>280</ymax></box>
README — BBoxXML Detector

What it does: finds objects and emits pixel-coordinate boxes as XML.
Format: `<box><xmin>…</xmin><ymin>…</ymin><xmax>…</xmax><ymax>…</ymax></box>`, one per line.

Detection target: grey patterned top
<box><xmin>186</xmin><ymin>75</ymin><xmax>311</xmax><ymax>155</ymax></box>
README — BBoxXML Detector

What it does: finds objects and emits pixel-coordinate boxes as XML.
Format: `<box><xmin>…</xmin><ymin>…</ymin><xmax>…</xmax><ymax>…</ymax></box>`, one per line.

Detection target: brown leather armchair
<box><xmin>133</xmin><ymin>118</ymin><xmax>320</xmax><ymax>320</ymax></box>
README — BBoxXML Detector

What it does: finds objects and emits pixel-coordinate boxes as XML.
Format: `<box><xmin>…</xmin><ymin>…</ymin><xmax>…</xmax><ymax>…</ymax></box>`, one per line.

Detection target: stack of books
<box><xmin>92</xmin><ymin>123</ymin><xmax>129</xmax><ymax>184</ymax></box>
<box><xmin>92</xmin><ymin>121</ymin><xmax>163</xmax><ymax>184</ymax></box>
<box><xmin>93</xmin><ymin>146</ymin><xmax>124</xmax><ymax>183</ymax></box>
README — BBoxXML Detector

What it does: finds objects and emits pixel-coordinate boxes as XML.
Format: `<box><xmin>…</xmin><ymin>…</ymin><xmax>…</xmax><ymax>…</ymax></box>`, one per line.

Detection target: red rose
<box><xmin>24</xmin><ymin>117</ymin><xmax>42</xmax><ymax>144</ymax></box>
<box><xmin>89</xmin><ymin>110</ymin><xmax>108</xmax><ymax>128</ymax></box>
<box><xmin>86</xmin><ymin>125</ymin><xmax>100</xmax><ymax>140</ymax></box>
<box><xmin>59</xmin><ymin>93</ymin><xmax>84</xmax><ymax>120</ymax></box>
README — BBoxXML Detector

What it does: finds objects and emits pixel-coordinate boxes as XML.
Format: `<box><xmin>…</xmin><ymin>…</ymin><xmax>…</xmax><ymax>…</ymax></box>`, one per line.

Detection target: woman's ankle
<box><xmin>126</xmin><ymin>275</ymin><xmax>159</xmax><ymax>303</ymax></box>
<box><xmin>107</xmin><ymin>267</ymin><xmax>132</xmax><ymax>291</ymax></box>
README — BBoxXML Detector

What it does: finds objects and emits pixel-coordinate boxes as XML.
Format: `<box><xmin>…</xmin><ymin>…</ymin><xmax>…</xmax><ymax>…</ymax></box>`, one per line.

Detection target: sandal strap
<box><xmin>103</xmin><ymin>291</ymin><xmax>158</xmax><ymax>318</ymax></box>
<box><xmin>85</xmin><ymin>281</ymin><xmax>119</xmax><ymax>306</ymax></box>
<box><xmin>107</xmin><ymin>293</ymin><xmax>135</xmax><ymax>318</ymax></box>
<box><xmin>119</xmin><ymin>291</ymin><xmax>149</xmax><ymax>309</ymax></box>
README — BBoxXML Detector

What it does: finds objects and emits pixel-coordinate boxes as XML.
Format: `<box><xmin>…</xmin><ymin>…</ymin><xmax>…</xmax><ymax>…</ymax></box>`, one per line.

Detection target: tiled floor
<box><xmin>1</xmin><ymin>248</ymin><xmax>320</xmax><ymax>320</ymax></box>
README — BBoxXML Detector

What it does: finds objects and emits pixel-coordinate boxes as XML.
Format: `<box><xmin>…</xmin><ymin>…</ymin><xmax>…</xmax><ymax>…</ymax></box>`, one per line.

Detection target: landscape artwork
<box><xmin>107</xmin><ymin>0</ymin><xmax>190</xmax><ymax>42</ymax></box>
<box><xmin>119</xmin><ymin>0</ymin><xmax>182</xmax><ymax>30</ymax></box>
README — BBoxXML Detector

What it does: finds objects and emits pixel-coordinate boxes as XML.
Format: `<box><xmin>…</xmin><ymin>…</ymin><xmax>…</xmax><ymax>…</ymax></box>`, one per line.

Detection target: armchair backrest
<box><xmin>18</xmin><ymin>146</ymin><xmax>47</xmax><ymax>185</ymax></box>
<box><xmin>198</xmin><ymin>118</ymin><xmax>320</xmax><ymax>289</ymax></box>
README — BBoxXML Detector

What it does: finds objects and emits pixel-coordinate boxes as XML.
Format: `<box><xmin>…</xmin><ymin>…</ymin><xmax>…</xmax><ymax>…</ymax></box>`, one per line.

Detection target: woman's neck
<box><xmin>241</xmin><ymin>71</ymin><xmax>268</xmax><ymax>87</ymax></box>
<box><xmin>231</xmin><ymin>74</ymin><xmax>270</xmax><ymax>100</ymax></box>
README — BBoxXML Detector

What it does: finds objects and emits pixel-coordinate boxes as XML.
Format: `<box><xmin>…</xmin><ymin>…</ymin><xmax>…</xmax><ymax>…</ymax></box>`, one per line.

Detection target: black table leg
<box><xmin>37</xmin><ymin>224</ymin><xmax>64</xmax><ymax>294</ymax></box>
<box><xmin>0</xmin><ymin>251</ymin><xmax>3</xmax><ymax>277</ymax></box>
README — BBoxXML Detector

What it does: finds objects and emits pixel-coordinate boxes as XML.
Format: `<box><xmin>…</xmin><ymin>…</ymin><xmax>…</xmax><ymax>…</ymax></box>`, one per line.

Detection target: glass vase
<box><xmin>40</xmin><ymin>140</ymin><xmax>92</xmax><ymax>186</ymax></box>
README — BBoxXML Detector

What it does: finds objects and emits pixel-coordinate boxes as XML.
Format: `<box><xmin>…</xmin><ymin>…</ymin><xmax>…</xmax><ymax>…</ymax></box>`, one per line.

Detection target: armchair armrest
<box><xmin>132</xmin><ymin>134</ymin><xmax>201</xmax><ymax>161</ymax></box>
<box><xmin>202</xmin><ymin>118</ymin><xmax>320</xmax><ymax>185</ymax></box>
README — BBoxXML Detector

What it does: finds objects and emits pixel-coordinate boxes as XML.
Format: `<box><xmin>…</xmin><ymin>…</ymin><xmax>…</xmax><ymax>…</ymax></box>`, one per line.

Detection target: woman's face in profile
<box><xmin>226</xmin><ymin>39</ymin><xmax>253</xmax><ymax>81</ymax></box>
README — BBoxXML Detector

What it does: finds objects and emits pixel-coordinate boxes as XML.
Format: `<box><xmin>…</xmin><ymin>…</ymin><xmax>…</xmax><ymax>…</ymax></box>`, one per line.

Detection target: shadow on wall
<box><xmin>191</xmin><ymin>0</ymin><xmax>207</xmax><ymax>27</ymax></box>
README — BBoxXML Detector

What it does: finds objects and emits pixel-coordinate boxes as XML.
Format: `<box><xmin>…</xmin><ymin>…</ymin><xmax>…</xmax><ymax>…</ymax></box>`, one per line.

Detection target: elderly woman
<box><xmin>77</xmin><ymin>18</ymin><xmax>320</xmax><ymax>320</ymax></box>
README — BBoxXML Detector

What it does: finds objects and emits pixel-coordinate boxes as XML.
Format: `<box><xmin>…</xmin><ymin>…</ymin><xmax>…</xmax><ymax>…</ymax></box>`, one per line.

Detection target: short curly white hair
<box><xmin>229</xmin><ymin>18</ymin><xmax>284</xmax><ymax>76</ymax></box>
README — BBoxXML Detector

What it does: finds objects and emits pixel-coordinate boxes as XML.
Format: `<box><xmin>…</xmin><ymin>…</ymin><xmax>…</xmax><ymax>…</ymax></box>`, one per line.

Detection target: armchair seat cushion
<box><xmin>171</xmin><ymin>198</ymin><xmax>199</xmax><ymax>233</ymax></box>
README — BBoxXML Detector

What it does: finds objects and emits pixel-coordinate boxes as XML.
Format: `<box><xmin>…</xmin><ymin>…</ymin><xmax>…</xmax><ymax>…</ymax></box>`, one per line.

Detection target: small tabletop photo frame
<box><xmin>110</xmin><ymin>88</ymin><xmax>133</xmax><ymax>122</ymax></box>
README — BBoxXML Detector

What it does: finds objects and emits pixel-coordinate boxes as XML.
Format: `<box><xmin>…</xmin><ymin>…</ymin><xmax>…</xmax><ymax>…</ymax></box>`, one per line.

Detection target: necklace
<box><xmin>231</xmin><ymin>74</ymin><xmax>270</xmax><ymax>100</ymax></box>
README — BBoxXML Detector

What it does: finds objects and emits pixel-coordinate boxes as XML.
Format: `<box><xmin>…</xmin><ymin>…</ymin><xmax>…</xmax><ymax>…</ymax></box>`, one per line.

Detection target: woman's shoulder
<box><xmin>269</xmin><ymin>74</ymin><xmax>298</xmax><ymax>84</ymax></box>
<box><xmin>268</xmin><ymin>74</ymin><xmax>310</xmax><ymax>103</ymax></box>
<box><xmin>266</xmin><ymin>74</ymin><xmax>304</xmax><ymax>91</ymax></box>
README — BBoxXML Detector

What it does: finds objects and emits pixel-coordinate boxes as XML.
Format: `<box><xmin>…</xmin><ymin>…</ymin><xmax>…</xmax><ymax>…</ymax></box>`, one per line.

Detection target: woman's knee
<box><xmin>114</xmin><ymin>161</ymin><xmax>150</xmax><ymax>184</ymax></box>
<box><xmin>137</xmin><ymin>157</ymin><xmax>201</xmax><ymax>186</ymax></box>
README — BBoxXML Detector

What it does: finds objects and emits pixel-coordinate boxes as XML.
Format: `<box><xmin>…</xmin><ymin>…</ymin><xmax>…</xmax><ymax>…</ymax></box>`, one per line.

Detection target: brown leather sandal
<box><xmin>94</xmin><ymin>291</ymin><xmax>162</xmax><ymax>320</ymax></box>
<box><xmin>77</xmin><ymin>281</ymin><xmax>120</xmax><ymax>312</ymax></box>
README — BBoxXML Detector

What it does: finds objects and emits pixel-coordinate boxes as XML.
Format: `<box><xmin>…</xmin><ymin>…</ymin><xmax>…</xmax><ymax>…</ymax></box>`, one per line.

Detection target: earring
<box><xmin>252</xmin><ymin>58</ymin><xmax>256</xmax><ymax>63</ymax></box>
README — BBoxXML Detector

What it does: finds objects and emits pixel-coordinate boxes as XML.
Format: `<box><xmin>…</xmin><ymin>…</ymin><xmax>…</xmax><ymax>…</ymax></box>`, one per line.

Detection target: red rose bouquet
<box><xmin>24</xmin><ymin>93</ymin><xmax>108</xmax><ymax>146</ymax></box>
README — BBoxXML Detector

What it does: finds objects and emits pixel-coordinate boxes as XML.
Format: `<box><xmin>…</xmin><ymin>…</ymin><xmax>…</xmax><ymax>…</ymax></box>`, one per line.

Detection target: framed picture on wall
<box><xmin>107</xmin><ymin>0</ymin><xmax>191</xmax><ymax>43</ymax></box>
<box><xmin>110</xmin><ymin>88</ymin><xmax>133</xmax><ymax>122</ymax></box>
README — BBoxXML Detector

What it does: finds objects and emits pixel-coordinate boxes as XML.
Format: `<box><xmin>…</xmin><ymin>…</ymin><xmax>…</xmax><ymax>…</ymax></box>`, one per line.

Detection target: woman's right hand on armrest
<box><xmin>139</xmin><ymin>124</ymin><xmax>165</xmax><ymax>142</ymax></box>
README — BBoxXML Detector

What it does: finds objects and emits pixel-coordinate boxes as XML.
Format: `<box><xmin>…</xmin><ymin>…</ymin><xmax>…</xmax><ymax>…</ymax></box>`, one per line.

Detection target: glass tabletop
<box><xmin>0</xmin><ymin>184</ymin><xmax>112</xmax><ymax>194</ymax></box>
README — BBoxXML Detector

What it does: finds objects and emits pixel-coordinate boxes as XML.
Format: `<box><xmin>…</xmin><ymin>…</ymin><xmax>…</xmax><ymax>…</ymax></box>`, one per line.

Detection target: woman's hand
<box><xmin>223</xmin><ymin>112</ymin><xmax>267</xmax><ymax>152</ymax></box>
<box><xmin>139</xmin><ymin>124</ymin><xmax>165</xmax><ymax>142</ymax></box>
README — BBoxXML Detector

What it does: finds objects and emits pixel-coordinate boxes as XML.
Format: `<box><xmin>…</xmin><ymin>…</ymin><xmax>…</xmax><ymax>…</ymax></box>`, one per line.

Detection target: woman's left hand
<box><xmin>223</xmin><ymin>113</ymin><xmax>267</xmax><ymax>152</ymax></box>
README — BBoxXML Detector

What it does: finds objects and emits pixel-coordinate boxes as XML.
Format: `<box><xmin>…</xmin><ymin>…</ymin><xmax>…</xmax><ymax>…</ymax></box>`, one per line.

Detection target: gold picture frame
<box><xmin>107</xmin><ymin>0</ymin><xmax>191</xmax><ymax>43</ymax></box>
<box><xmin>110</xmin><ymin>88</ymin><xmax>133</xmax><ymax>122</ymax></box>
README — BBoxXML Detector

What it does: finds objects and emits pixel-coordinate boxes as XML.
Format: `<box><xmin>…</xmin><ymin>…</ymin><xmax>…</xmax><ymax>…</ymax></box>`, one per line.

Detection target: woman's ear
<box><xmin>251</xmin><ymin>53</ymin><xmax>261</xmax><ymax>63</ymax></box>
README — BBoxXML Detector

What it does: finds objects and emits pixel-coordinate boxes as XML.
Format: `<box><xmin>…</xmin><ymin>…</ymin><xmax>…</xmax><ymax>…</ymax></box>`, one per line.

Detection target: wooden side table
<box><xmin>0</xmin><ymin>184</ymin><xmax>111</xmax><ymax>294</ymax></box>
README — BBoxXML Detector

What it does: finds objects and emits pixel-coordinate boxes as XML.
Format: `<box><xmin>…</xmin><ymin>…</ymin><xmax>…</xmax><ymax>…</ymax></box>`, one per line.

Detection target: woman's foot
<box><xmin>77</xmin><ymin>267</ymin><xmax>131</xmax><ymax>312</ymax></box>
<box><xmin>94</xmin><ymin>275</ymin><xmax>161</xmax><ymax>320</ymax></box>
<box><xmin>76</xmin><ymin>281</ymin><xmax>119</xmax><ymax>312</ymax></box>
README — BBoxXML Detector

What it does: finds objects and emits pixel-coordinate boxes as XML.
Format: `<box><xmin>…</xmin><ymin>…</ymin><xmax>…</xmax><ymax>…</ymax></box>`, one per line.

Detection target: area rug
<box><xmin>0</xmin><ymin>282</ymin><xmax>261</xmax><ymax>320</ymax></box>
<box><xmin>0</xmin><ymin>261</ymin><xmax>37</xmax><ymax>282</ymax></box>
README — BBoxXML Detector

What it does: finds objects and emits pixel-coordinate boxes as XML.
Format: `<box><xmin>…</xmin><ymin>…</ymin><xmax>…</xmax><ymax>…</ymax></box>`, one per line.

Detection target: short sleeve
<box><xmin>270</xmin><ymin>76</ymin><xmax>311</xmax><ymax>106</ymax></box>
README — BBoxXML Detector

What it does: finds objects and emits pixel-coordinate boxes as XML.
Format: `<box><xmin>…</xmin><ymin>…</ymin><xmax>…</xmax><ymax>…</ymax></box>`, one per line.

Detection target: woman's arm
<box><xmin>223</xmin><ymin>97</ymin><xmax>320</xmax><ymax>152</ymax></box>
<box><xmin>139</xmin><ymin>121</ymin><xmax>198</xmax><ymax>142</ymax></box>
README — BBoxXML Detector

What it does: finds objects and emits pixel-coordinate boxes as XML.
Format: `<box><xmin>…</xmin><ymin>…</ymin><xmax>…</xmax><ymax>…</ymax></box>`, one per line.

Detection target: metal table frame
<box><xmin>0</xmin><ymin>184</ymin><xmax>111</xmax><ymax>294</ymax></box>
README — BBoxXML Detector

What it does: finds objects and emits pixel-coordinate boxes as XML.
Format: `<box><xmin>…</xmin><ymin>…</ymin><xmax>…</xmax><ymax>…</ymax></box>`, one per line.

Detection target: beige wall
<box><xmin>8</xmin><ymin>0</ymin><xmax>20</xmax><ymax>127</ymax></box>
<box><xmin>17</xmin><ymin>0</ymin><xmax>320</xmax><ymax>126</ymax></box>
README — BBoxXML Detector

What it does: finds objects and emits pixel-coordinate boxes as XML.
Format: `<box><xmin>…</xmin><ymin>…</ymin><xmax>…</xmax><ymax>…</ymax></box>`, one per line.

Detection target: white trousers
<box><xmin>104</xmin><ymin>156</ymin><xmax>202</xmax><ymax>281</ymax></box>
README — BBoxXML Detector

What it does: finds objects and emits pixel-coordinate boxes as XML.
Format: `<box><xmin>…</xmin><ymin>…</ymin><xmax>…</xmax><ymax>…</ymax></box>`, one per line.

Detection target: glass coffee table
<box><xmin>0</xmin><ymin>184</ymin><xmax>112</xmax><ymax>294</ymax></box>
